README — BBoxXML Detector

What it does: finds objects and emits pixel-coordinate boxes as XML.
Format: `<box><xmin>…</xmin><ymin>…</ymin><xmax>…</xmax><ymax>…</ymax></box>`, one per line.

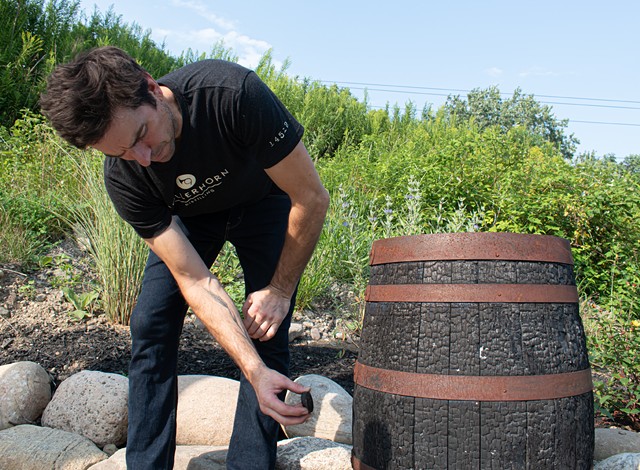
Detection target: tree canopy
<box><xmin>442</xmin><ymin>86</ymin><xmax>579</xmax><ymax>159</ymax></box>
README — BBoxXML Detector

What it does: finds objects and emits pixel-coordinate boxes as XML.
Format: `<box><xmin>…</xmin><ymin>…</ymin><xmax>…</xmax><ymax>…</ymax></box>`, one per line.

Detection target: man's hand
<box><xmin>251</xmin><ymin>365</ymin><xmax>310</xmax><ymax>425</ymax></box>
<box><xmin>242</xmin><ymin>284</ymin><xmax>291</xmax><ymax>341</ymax></box>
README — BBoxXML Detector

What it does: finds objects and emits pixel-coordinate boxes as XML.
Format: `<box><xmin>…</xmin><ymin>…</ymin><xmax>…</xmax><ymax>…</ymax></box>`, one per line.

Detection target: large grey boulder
<box><xmin>276</xmin><ymin>437</ymin><xmax>352</xmax><ymax>470</ymax></box>
<box><xmin>176</xmin><ymin>375</ymin><xmax>239</xmax><ymax>445</ymax></box>
<box><xmin>0</xmin><ymin>361</ymin><xmax>52</xmax><ymax>430</ymax></box>
<box><xmin>594</xmin><ymin>452</ymin><xmax>640</xmax><ymax>469</ymax></box>
<box><xmin>0</xmin><ymin>424</ymin><xmax>106</xmax><ymax>470</ymax></box>
<box><xmin>283</xmin><ymin>374</ymin><xmax>352</xmax><ymax>444</ymax></box>
<box><xmin>595</xmin><ymin>428</ymin><xmax>640</xmax><ymax>461</ymax></box>
<box><xmin>42</xmin><ymin>370</ymin><xmax>128</xmax><ymax>447</ymax></box>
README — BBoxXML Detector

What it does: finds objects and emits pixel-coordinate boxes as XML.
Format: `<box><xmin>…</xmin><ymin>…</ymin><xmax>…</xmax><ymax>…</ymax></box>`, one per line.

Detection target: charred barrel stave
<box><xmin>368</xmin><ymin>259</ymin><xmax>575</xmax><ymax>286</ymax></box>
<box><xmin>352</xmin><ymin>233</ymin><xmax>594</xmax><ymax>470</ymax></box>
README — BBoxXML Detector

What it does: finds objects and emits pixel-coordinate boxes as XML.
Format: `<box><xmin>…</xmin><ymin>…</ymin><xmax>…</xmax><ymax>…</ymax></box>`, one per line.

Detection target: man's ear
<box><xmin>144</xmin><ymin>72</ymin><xmax>162</xmax><ymax>97</ymax></box>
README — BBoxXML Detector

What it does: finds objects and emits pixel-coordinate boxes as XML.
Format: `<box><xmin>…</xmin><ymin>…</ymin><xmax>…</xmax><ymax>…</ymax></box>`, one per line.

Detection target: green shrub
<box><xmin>584</xmin><ymin>301</ymin><xmax>640</xmax><ymax>427</ymax></box>
<box><xmin>0</xmin><ymin>112</ymin><xmax>82</xmax><ymax>263</ymax></box>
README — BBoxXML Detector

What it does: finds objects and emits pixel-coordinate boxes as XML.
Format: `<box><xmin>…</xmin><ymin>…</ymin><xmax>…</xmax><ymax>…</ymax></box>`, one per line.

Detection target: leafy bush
<box><xmin>584</xmin><ymin>301</ymin><xmax>640</xmax><ymax>428</ymax></box>
<box><xmin>0</xmin><ymin>111</ymin><xmax>81</xmax><ymax>263</ymax></box>
<box><xmin>0</xmin><ymin>0</ymin><xmax>81</xmax><ymax>127</ymax></box>
<box><xmin>442</xmin><ymin>86</ymin><xmax>579</xmax><ymax>159</ymax></box>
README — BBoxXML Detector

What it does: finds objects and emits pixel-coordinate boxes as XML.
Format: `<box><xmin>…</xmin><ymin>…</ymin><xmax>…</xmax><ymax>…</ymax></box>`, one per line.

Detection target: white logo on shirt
<box><xmin>176</xmin><ymin>174</ymin><xmax>196</xmax><ymax>189</ymax></box>
<box><xmin>173</xmin><ymin>169</ymin><xmax>230</xmax><ymax>208</ymax></box>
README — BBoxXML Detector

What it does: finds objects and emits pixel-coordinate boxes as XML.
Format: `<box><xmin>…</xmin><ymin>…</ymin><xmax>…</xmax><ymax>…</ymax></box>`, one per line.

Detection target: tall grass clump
<box><xmin>64</xmin><ymin>151</ymin><xmax>147</xmax><ymax>325</ymax></box>
<box><xmin>0</xmin><ymin>204</ymin><xmax>41</xmax><ymax>264</ymax></box>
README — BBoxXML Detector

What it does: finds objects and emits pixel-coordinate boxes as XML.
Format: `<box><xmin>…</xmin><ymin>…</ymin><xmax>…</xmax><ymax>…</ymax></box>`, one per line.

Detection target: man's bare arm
<box><xmin>144</xmin><ymin>220</ymin><xmax>309</xmax><ymax>424</ymax></box>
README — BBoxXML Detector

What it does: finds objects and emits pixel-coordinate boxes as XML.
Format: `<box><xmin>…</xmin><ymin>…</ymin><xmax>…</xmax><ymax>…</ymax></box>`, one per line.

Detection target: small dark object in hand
<box><xmin>301</xmin><ymin>391</ymin><xmax>314</xmax><ymax>412</ymax></box>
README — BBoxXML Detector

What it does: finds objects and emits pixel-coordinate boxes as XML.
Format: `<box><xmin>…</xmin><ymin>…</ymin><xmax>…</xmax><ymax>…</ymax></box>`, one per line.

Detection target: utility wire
<box><xmin>363</xmin><ymin>103</ymin><xmax>639</xmax><ymax>127</ymax></box>
<box><xmin>340</xmin><ymin>86</ymin><xmax>640</xmax><ymax>111</ymax></box>
<box><xmin>320</xmin><ymin>80</ymin><xmax>640</xmax><ymax>105</ymax></box>
<box><xmin>570</xmin><ymin>120</ymin><xmax>640</xmax><ymax>127</ymax></box>
<box><xmin>327</xmin><ymin>82</ymin><xmax>640</xmax><ymax>127</ymax></box>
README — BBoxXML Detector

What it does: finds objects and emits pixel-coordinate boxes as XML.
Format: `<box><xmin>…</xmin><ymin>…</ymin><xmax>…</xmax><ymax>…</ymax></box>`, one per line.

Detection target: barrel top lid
<box><xmin>369</xmin><ymin>232</ymin><xmax>573</xmax><ymax>266</ymax></box>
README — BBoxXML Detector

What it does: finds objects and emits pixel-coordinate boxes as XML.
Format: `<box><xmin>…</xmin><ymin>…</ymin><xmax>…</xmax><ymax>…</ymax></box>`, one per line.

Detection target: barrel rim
<box><xmin>369</xmin><ymin>233</ymin><xmax>573</xmax><ymax>266</ymax></box>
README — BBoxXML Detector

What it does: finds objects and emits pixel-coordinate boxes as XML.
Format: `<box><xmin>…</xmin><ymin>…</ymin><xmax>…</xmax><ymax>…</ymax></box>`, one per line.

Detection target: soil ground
<box><xmin>0</xmin><ymin>299</ymin><xmax>358</xmax><ymax>394</ymax></box>
<box><xmin>0</xmin><ymin>240</ymin><xmax>358</xmax><ymax>394</ymax></box>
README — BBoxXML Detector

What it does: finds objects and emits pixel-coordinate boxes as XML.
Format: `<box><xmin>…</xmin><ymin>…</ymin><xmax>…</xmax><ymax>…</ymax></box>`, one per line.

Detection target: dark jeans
<box><xmin>125</xmin><ymin>195</ymin><xmax>294</xmax><ymax>470</ymax></box>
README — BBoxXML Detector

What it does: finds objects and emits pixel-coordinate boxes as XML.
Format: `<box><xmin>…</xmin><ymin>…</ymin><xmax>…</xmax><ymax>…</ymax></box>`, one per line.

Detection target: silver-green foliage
<box><xmin>299</xmin><ymin>172</ymin><xmax>484</xmax><ymax>321</ymax></box>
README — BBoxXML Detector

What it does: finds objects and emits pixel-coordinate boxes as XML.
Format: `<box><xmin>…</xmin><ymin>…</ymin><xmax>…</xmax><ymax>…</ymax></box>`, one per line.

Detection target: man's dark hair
<box><xmin>40</xmin><ymin>46</ymin><xmax>156</xmax><ymax>148</ymax></box>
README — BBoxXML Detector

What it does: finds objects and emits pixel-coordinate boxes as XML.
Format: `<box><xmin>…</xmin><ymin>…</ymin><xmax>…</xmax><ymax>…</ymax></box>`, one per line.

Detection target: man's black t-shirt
<box><xmin>104</xmin><ymin>60</ymin><xmax>304</xmax><ymax>239</ymax></box>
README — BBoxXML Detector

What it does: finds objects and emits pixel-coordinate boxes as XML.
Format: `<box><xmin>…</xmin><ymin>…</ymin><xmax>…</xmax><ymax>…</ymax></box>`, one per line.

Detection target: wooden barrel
<box><xmin>352</xmin><ymin>233</ymin><xmax>593</xmax><ymax>470</ymax></box>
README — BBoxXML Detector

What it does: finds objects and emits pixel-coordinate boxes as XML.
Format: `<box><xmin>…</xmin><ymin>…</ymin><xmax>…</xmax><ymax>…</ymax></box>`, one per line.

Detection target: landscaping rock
<box><xmin>0</xmin><ymin>361</ymin><xmax>52</xmax><ymax>430</ymax></box>
<box><xmin>42</xmin><ymin>370</ymin><xmax>128</xmax><ymax>447</ymax></box>
<box><xmin>283</xmin><ymin>374</ymin><xmax>352</xmax><ymax>444</ymax></box>
<box><xmin>594</xmin><ymin>427</ymin><xmax>640</xmax><ymax>461</ymax></box>
<box><xmin>176</xmin><ymin>375</ymin><xmax>239</xmax><ymax>445</ymax></box>
<box><xmin>0</xmin><ymin>424</ymin><xmax>106</xmax><ymax>470</ymax></box>
<box><xmin>276</xmin><ymin>437</ymin><xmax>352</xmax><ymax>470</ymax></box>
<box><xmin>289</xmin><ymin>322</ymin><xmax>304</xmax><ymax>342</ymax></box>
<box><xmin>102</xmin><ymin>444</ymin><xmax>118</xmax><ymax>457</ymax></box>
<box><xmin>594</xmin><ymin>452</ymin><xmax>640</xmax><ymax>470</ymax></box>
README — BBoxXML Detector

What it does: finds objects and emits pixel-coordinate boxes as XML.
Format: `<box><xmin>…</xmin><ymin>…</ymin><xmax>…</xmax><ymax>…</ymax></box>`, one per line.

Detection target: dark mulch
<box><xmin>0</xmin><ymin>281</ymin><xmax>358</xmax><ymax>395</ymax></box>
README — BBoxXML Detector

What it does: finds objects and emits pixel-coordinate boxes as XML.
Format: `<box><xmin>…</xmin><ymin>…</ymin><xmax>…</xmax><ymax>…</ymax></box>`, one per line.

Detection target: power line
<box><xmin>320</xmin><ymin>80</ymin><xmax>640</xmax><ymax>105</ymax></box>
<box><xmin>343</xmin><ymin>86</ymin><xmax>457</xmax><ymax>99</ymax></box>
<box><xmin>536</xmin><ymin>101</ymin><xmax>640</xmax><ymax>111</ymax></box>
<box><xmin>326</xmin><ymin>82</ymin><xmax>640</xmax><ymax>128</ymax></box>
<box><xmin>363</xmin><ymin>103</ymin><xmax>640</xmax><ymax>127</ymax></box>
<box><xmin>345</xmin><ymin>86</ymin><xmax>640</xmax><ymax>111</ymax></box>
<box><xmin>570</xmin><ymin>120</ymin><xmax>640</xmax><ymax>127</ymax></box>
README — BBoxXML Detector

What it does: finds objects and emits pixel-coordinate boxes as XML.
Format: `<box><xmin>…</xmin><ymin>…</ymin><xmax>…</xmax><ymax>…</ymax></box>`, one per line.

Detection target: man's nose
<box><xmin>130</xmin><ymin>142</ymin><xmax>152</xmax><ymax>166</ymax></box>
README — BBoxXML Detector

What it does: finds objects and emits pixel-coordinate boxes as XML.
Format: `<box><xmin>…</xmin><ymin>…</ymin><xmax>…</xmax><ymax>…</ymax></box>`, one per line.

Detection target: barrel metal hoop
<box><xmin>370</xmin><ymin>233</ymin><xmax>573</xmax><ymax>266</ymax></box>
<box><xmin>354</xmin><ymin>361</ymin><xmax>593</xmax><ymax>401</ymax></box>
<box><xmin>365</xmin><ymin>284</ymin><xmax>579</xmax><ymax>303</ymax></box>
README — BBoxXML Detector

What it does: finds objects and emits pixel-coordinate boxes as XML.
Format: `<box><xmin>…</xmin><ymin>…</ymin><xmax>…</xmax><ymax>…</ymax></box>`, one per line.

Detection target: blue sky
<box><xmin>78</xmin><ymin>0</ymin><xmax>639</xmax><ymax>160</ymax></box>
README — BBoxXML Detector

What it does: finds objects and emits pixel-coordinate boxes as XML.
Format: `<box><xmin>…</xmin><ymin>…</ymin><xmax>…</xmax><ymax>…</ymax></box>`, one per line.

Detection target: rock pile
<box><xmin>2</xmin><ymin>360</ymin><xmax>640</xmax><ymax>469</ymax></box>
<box><xmin>0</xmin><ymin>361</ymin><xmax>353</xmax><ymax>469</ymax></box>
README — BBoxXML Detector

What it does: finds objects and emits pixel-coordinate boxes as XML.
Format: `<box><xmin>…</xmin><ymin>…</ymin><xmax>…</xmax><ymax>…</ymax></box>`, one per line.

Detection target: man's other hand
<box><xmin>242</xmin><ymin>285</ymin><xmax>290</xmax><ymax>341</ymax></box>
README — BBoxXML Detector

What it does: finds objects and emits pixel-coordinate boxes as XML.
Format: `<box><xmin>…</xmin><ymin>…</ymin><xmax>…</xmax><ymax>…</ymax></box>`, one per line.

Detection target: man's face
<box><xmin>91</xmin><ymin>96</ymin><xmax>178</xmax><ymax>167</ymax></box>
